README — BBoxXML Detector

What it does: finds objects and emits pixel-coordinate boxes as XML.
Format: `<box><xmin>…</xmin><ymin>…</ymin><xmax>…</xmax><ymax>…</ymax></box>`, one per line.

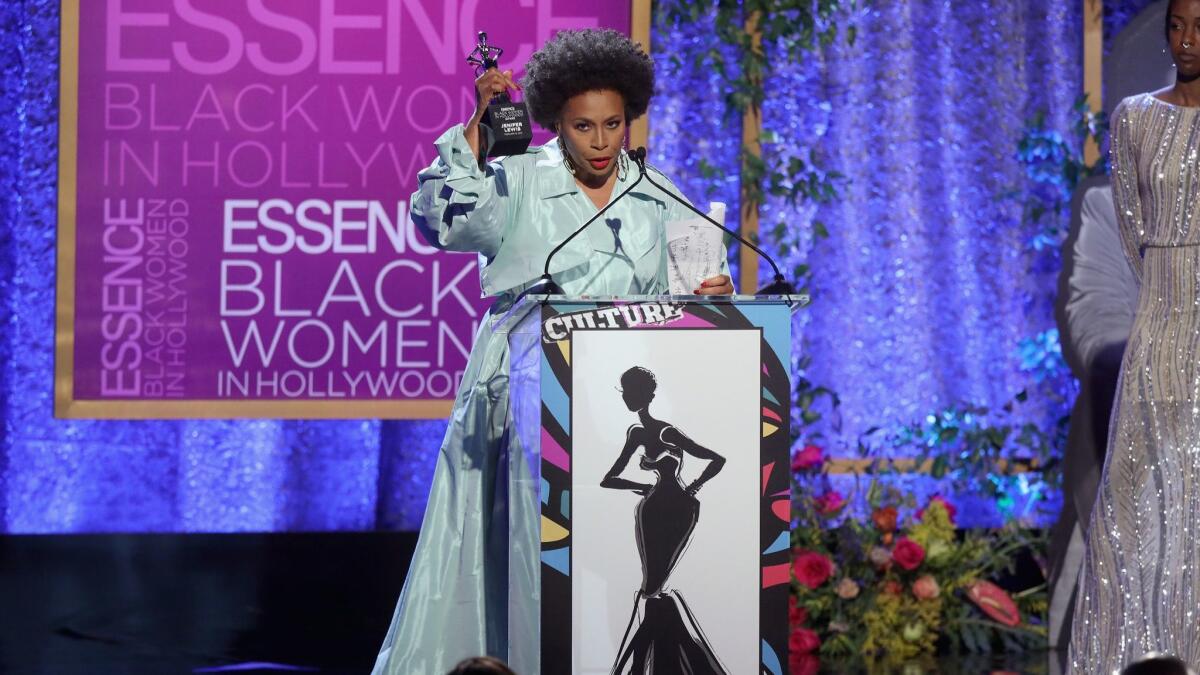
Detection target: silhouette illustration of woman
<box><xmin>601</xmin><ymin>366</ymin><xmax>729</xmax><ymax>674</ymax></box>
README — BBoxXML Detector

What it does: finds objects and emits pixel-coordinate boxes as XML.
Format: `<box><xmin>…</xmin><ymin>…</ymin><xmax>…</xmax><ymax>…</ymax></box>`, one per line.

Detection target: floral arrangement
<box><xmin>788</xmin><ymin>443</ymin><xmax>1048</xmax><ymax>673</ymax></box>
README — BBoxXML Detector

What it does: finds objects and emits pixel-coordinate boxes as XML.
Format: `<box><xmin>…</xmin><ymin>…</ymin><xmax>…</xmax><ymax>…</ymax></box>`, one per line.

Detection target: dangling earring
<box><xmin>557</xmin><ymin>135</ymin><xmax>576</xmax><ymax>176</ymax></box>
<box><xmin>617</xmin><ymin>150</ymin><xmax>629</xmax><ymax>181</ymax></box>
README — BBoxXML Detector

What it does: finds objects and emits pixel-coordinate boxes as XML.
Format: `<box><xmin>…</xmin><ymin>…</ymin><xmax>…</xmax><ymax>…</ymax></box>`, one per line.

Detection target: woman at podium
<box><xmin>371</xmin><ymin>28</ymin><xmax>733</xmax><ymax>674</ymax></box>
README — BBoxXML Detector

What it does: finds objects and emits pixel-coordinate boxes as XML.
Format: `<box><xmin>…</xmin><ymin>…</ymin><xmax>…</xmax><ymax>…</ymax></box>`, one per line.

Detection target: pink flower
<box><xmin>917</xmin><ymin>495</ymin><xmax>958</xmax><ymax>525</ymax></box>
<box><xmin>789</xmin><ymin>595</ymin><xmax>807</xmax><ymax>626</ymax></box>
<box><xmin>790</xmin><ymin>626</ymin><xmax>820</xmax><ymax>655</ymax></box>
<box><xmin>792</xmin><ymin>445</ymin><xmax>824</xmax><ymax>472</ymax></box>
<box><xmin>892</xmin><ymin>537</ymin><xmax>926</xmax><ymax>571</ymax></box>
<box><xmin>789</xmin><ymin>653</ymin><xmax>820</xmax><ymax>675</ymax></box>
<box><xmin>967</xmin><ymin>581</ymin><xmax>1021</xmax><ymax>627</ymax></box>
<box><xmin>813</xmin><ymin>490</ymin><xmax>846</xmax><ymax>515</ymax></box>
<box><xmin>912</xmin><ymin>575</ymin><xmax>940</xmax><ymax>600</ymax></box>
<box><xmin>835</xmin><ymin>577</ymin><xmax>860</xmax><ymax>599</ymax></box>
<box><xmin>793</xmin><ymin>550</ymin><xmax>834</xmax><ymax>590</ymax></box>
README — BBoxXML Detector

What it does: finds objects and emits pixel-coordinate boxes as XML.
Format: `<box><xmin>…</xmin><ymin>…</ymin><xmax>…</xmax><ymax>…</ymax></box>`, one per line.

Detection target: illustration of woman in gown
<box><xmin>601</xmin><ymin>366</ymin><xmax>729</xmax><ymax>674</ymax></box>
<box><xmin>1070</xmin><ymin>1</ymin><xmax>1200</xmax><ymax>671</ymax></box>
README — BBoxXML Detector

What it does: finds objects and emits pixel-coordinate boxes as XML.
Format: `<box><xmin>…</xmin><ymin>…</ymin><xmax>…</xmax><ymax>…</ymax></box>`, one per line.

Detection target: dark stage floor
<box><xmin>0</xmin><ymin>532</ymin><xmax>415</xmax><ymax>675</ymax></box>
<box><xmin>0</xmin><ymin>532</ymin><xmax>1058</xmax><ymax>674</ymax></box>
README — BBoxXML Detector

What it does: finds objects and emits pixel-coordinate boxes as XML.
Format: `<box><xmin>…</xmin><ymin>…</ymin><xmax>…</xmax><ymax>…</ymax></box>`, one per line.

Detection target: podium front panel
<box><xmin>532</xmin><ymin>297</ymin><xmax>793</xmax><ymax>674</ymax></box>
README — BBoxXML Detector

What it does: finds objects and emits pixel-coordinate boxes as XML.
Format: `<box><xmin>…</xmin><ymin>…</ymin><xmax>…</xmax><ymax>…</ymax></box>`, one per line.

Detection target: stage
<box><xmin>1</xmin><ymin>532</ymin><xmax>1060</xmax><ymax>674</ymax></box>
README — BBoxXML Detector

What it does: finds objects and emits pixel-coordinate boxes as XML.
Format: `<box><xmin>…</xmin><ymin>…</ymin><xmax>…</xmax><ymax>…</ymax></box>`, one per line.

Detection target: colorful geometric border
<box><xmin>539</xmin><ymin>298</ymin><xmax>792</xmax><ymax>673</ymax></box>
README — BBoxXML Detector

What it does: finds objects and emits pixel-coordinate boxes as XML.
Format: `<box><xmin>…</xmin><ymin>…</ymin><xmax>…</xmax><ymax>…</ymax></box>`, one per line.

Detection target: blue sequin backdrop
<box><xmin>2</xmin><ymin>1</ymin><xmax>1150</xmax><ymax>533</ymax></box>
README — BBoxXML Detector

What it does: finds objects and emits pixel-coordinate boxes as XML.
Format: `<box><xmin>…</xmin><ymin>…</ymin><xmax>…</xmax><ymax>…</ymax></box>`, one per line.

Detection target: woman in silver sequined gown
<box><xmin>1070</xmin><ymin>5</ymin><xmax>1200</xmax><ymax>671</ymax></box>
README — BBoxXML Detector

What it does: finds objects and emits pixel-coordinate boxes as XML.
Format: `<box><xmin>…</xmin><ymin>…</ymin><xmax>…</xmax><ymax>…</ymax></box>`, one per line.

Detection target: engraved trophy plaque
<box><xmin>467</xmin><ymin>31</ymin><xmax>533</xmax><ymax>157</ymax></box>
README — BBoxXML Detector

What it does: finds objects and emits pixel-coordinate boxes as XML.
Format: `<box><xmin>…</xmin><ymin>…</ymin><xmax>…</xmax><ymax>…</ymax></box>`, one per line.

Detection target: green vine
<box><xmin>657</xmin><ymin>0</ymin><xmax>865</xmax><ymax>293</ymax></box>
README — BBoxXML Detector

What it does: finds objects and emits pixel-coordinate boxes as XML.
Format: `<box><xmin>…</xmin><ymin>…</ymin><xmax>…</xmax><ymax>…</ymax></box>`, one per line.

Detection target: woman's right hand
<box><xmin>465</xmin><ymin>68</ymin><xmax>521</xmax><ymax>159</ymax></box>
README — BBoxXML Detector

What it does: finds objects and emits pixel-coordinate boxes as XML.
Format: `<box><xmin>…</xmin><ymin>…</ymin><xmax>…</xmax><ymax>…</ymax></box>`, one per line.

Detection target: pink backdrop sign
<box><xmin>56</xmin><ymin>0</ymin><xmax>635</xmax><ymax>418</ymax></box>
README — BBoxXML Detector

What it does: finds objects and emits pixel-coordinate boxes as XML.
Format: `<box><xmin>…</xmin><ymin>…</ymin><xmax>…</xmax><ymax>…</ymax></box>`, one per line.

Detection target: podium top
<box><xmin>494</xmin><ymin>293</ymin><xmax>809</xmax><ymax>336</ymax></box>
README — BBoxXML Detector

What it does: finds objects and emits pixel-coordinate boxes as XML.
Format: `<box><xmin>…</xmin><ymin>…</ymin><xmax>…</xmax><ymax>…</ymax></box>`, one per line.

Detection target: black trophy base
<box><xmin>482</xmin><ymin>100</ymin><xmax>533</xmax><ymax>156</ymax></box>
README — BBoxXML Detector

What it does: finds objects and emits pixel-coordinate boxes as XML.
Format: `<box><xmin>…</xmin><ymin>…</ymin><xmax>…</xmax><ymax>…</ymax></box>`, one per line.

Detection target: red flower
<box><xmin>918</xmin><ymin>495</ymin><xmax>958</xmax><ymax>525</ymax></box>
<box><xmin>871</xmin><ymin>506</ymin><xmax>898</xmax><ymax>533</ymax></box>
<box><xmin>789</xmin><ymin>595</ymin><xmax>808</xmax><ymax>625</ymax></box>
<box><xmin>793</xmin><ymin>550</ymin><xmax>834</xmax><ymax>590</ymax></box>
<box><xmin>792</xmin><ymin>445</ymin><xmax>824</xmax><ymax>472</ymax></box>
<box><xmin>881</xmin><ymin>580</ymin><xmax>903</xmax><ymax>596</ymax></box>
<box><xmin>813</xmin><ymin>490</ymin><xmax>846</xmax><ymax>515</ymax></box>
<box><xmin>790</xmin><ymin>626</ymin><xmax>820</xmax><ymax>655</ymax></box>
<box><xmin>789</xmin><ymin>653</ymin><xmax>820</xmax><ymax>675</ymax></box>
<box><xmin>892</xmin><ymin>537</ymin><xmax>926</xmax><ymax>571</ymax></box>
<box><xmin>967</xmin><ymin>581</ymin><xmax>1021</xmax><ymax>627</ymax></box>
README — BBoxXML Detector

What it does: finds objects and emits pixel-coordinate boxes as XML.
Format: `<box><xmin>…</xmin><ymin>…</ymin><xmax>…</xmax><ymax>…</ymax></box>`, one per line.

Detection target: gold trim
<box><xmin>1083</xmin><ymin>0</ymin><xmax>1103</xmax><ymax>165</ymax></box>
<box><xmin>57</xmin><ymin>399</ymin><xmax>454</xmax><ymax>420</ymax></box>
<box><xmin>824</xmin><ymin>458</ymin><xmax>1034</xmax><ymax>475</ymax></box>
<box><xmin>629</xmin><ymin>0</ymin><xmax>652</xmax><ymax>151</ymax></box>
<box><xmin>54</xmin><ymin>0</ymin><xmax>80</xmax><ymax>419</ymax></box>
<box><xmin>739</xmin><ymin>11</ymin><xmax>764</xmax><ymax>294</ymax></box>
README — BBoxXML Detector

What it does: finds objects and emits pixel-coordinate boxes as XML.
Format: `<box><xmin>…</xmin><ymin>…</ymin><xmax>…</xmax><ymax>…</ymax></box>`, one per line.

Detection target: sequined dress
<box><xmin>1070</xmin><ymin>94</ymin><xmax>1200</xmax><ymax>672</ymax></box>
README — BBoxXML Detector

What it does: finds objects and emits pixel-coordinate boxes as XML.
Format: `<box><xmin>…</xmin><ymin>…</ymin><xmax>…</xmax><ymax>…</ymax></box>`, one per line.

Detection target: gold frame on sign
<box><xmin>53</xmin><ymin>0</ymin><xmax>652</xmax><ymax>420</ymax></box>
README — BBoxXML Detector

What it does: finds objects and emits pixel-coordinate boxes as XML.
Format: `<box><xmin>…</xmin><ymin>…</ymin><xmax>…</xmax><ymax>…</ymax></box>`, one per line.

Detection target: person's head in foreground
<box><xmin>446</xmin><ymin>655</ymin><xmax>518</xmax><ymax>675</ymax></box>
<box><xmin>1120</xmin><ymin>652</ymin><xmax>1196</xmax><ymax>675</ymax></box>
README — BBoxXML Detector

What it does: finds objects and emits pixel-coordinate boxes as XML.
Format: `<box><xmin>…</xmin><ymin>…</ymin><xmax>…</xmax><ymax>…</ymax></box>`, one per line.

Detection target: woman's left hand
<box><xmin>695</xmin><ymin>274</ymin><xmax>734</xmax><ymax>295</ymax></box>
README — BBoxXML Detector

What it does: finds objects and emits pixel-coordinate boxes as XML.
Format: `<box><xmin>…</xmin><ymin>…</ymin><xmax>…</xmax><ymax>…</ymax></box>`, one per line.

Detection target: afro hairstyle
<box><xmin>520</xmin><ymin>28</ymin><xmax>655</xmax><ymax>131</ymax></box>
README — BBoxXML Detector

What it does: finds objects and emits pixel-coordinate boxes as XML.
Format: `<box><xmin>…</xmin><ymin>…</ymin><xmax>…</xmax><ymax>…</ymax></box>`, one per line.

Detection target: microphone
<box><xmin>523</xmin><ymin>147</ymin><xmax>648</xmax><ymax>298</ymax></box>
<box><xmin>630</xmin><ymin>147</ymin><xmax>797</xmax><ymax>296</ymax></box>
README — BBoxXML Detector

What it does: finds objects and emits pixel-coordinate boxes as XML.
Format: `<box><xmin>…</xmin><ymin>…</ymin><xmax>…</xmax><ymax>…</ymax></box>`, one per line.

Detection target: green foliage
<box><xmin>858</xmin><ymin>389</ymin><xmax>1067</xmax><ymax>524</ymax></box>
<box><xmin>1014</xmin><ymin>94</ymin><xmax>1108</xmax><ymax>250</ymax></box>
<box><xmin>657</xmin><ymin>0</ymin><xmax>864</xmax><ymax>291</ymax></box>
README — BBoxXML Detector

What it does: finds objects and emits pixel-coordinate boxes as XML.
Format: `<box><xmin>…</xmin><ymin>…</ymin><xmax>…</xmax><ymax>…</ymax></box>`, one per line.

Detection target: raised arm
<box><xmin>601</xmin><ymin>426</ymin><xmax>652</xmax><ymax>495</ymax></box>
<box><xmin>662</xmin><ymin>426</ymin><xmax>725</xmax><ymax>496</ymax></box>
<box><xmin>408</xmin><ymin>125</ymin><xmax>519</xmax><ymax>259</ymax></box>
<box><xmin>409</xmin><ymin>69</ymin><xmax>524</xmax><ymax>259</ymax></box>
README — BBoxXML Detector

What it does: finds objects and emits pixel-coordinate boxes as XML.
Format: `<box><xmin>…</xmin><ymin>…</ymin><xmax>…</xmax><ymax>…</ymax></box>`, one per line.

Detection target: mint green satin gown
<box><xmin>372</xmin><ymin>125</ymin><xmax>716</xmax><ymax>674</ymax></box>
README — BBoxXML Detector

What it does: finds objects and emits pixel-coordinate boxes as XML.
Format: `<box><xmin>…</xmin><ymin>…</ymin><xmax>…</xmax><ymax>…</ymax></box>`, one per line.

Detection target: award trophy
<box><xmin>466</xmin><ymin>31</ymin><xmax>533</xmax><ymax>156</ymax></box>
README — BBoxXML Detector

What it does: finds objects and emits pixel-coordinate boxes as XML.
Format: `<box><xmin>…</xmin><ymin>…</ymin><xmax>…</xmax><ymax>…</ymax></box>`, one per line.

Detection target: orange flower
<box><xmin>872</xmin><ymin>506</ymin><xmax>898</xmax><ymax>533</ymax></box>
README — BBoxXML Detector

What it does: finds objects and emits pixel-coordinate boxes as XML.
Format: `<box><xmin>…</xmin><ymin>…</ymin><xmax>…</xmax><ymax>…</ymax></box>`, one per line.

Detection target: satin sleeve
<box><xmin>409</xmin><ymin>124</ymin><xmax>521</xmax><ymax>258</ymax></box>
<box><xmin>1064</xmin><ymin>185</ymin><xmax>1138</xmax><ymax>370</ymax></box>
<box><xmin>1110</xmin><ymin>99</ymin><xmax>1145</xmax><ymax>284</ymax></box>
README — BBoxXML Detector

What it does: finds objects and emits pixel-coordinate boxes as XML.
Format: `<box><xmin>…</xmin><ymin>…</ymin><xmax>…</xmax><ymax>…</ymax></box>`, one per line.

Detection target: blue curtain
<box><xmin>652</xmin><ymin>1</ymin><xmax>1086</xmax><ymax>524</ymax></box>
<box><xmin>2</xmin><ymin>0</ymin><xmax>1113</xmax><ymax>532</ymax></box>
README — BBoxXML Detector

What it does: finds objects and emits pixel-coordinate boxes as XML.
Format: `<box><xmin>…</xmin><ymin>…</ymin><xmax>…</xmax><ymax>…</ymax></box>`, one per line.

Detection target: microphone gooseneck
<box><xmin>523</xmin><ymin>145</ymin><xmax>795</xmax><ymax>303</ymax></box>
<box><xmin>531</xmin><ymin>149</ymin><xmax>648</xmax><ymax>297</ymax></box>
<box><xmin>631</xmin><ymin>146</ymin><xmax>796</xmax><ymax>297</ymax></box>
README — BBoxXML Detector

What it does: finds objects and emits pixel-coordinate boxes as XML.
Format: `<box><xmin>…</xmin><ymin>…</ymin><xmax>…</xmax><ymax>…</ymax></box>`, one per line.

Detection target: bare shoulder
<box><xmin>660</xmin><ymin>424</ymin><xmax>689</xmax><ymax>445</ymax></box>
